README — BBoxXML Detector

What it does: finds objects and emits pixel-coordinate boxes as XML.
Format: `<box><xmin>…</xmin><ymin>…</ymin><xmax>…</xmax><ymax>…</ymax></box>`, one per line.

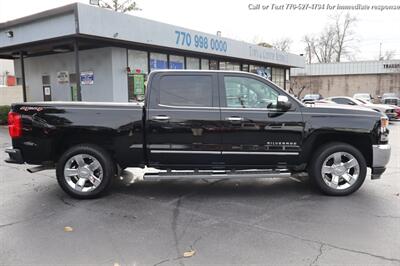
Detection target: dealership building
<box><xmin>0</xmin><ymin>3</ymin><xmax>304</xmax><ymax>102</ymax></box>
<box><xmin>291</xmin><ymin>60</ymin><xmax>400</xmax><ymax>98</ymax></box>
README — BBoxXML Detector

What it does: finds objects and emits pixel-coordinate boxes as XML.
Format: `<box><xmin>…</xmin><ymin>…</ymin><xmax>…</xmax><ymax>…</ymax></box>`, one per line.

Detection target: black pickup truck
<box><xmin>5</xmin><ymin>70</ymin><xmax>391</xmax><ymax>198</ymax></box>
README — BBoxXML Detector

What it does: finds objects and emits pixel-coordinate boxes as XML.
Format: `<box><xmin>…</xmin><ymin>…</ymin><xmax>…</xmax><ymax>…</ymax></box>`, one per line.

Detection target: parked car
<box><xmin>5</xmin><ymin>70</ymin><xmax>390</xmax><ymax>199</ymax></box>
<box><xmin>381</xmin><ymin>92</ymin><xmax>398</xmax><ymax>99</ymax></box>
<box><xmin>393</xmin><ymin>106</ymin><xmax>400</xmax><ymax>119</ymax></box>
<box><xmin>353</xmin><ymin>93</ymin><xmax>373</xmax><ymax>103</ymax></box>
<box><xmin>356</xmin><ymin>98</ymin><xmax>398</xmax><ymax>120</ymax></box>
<box><xmin>327</xmin><ymin>96</ymin><xmax>397</xmax><ymax>120</ymax></box>
<box><xmin>381</xmin><ymin>96</ymin><xmax>400</xmax><ymax>106</ymax></box>
<box><xmin>301</xmin><ymin>94</ymin><xmax>323</xmax><ymax>103</ymax></box>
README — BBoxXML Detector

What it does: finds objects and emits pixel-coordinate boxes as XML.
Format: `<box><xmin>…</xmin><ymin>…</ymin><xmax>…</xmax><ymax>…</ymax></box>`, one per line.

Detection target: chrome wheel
<box><xmin>321</xmin><ymin>152</ymin><xmax>360</xmax><ymax>190</ymax></box>
<box><xmin>63</xmin><ymin>154</ymin><xmax>103</xmax><ymax>193</ymax></box>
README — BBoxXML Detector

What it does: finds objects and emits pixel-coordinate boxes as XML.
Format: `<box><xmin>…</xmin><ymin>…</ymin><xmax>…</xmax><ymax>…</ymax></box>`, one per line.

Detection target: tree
<box><xmin>303</xmin><ymin>35</ymin><xmax>316</xmax><ymax>64</ymax></box>
<box><xmin>257</xmin><ymin>42</ymin><xmax>273</xmax><ymax>48</ymax></box>
<box><xmin>272</xmin><ymin>38</ymin><xmax>292</xmax><ymax>52</ymax></box>
<box><xmin>303</xmin><ymin>12</ymin><xmax>358</xmax><ymax>63</ymax></box>
<box><xmin>381</xmin><ymin>50</ymin><xmax>396</xmax><ymax>60</ymax></box>
<box><xmin>332</xmin><ymin>13</ymin><xmax>357</xmax><ymax>62</ymax></box>
<box><xmin>99</xmin><ymin>0</ymin><xmax>141</xmax><ymax>13</ymax></box>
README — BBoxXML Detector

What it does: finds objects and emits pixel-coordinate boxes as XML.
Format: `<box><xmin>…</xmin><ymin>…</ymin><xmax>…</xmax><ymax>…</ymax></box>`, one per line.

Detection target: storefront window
<box><xmin>128</xmin><ymin>50</ymin><xmax>149</xmax><ymax>102</ymax></box>
<box><xmin>128</xmin><ymin>50</ymin><xmax>148</xmax><ymax>74</ymax></box>
<box><xmin>209</xmin><ymin>60</ymin><xmax>219</xmax><ymax>70</ymax></box>
<box><xmin>285</xmin><ymin>69</ymin><xmax>290</xmax><ymax>91</ymax></box>
<box><xmin>272</xmin><ymin>67</ymin><xmax>285</xmax><ymax>88</ymax></box>
<box><xmin>249</xmin><ymin>65</ymin><xmax>259</xmax><ymax>73</ymax></box>
<box><xmin>150</xmin><ymin>52</ymin><xmax>168</xmax><ymax>71</ymax></box>
<box><xmin>242</xmin><ymin>64</ymin><xmax>249</xmax><ymax>72</ymax></box>
<box><xmin>250</xmin><ymin>65</ymin><xmax>272</xmax><ymax>80</ymax></box>
<box><xmin>219</xmin><ymin>61</ymin><xmax>240</xmax><ymax>71</ymax></box>
<box><xmin>201</xmin><ymin>59</ymin><xmax>209</xmax><ymax>70</ymax></box>
<box><xmin>186</xmin><ymin>57</ymin><xmax>200</xmax><ymax>69</ymax></box>
<box><xmin>169</xmin><ymin>55</ymin><xmax>185</xmax><ymax>69</ymax></box>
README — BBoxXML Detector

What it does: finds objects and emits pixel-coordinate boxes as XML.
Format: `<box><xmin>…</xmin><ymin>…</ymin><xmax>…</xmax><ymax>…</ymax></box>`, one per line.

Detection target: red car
<box><xmin>392</xmin><ymin>105</ymin><xmax>400</xmax><ymax>119</ymax></box>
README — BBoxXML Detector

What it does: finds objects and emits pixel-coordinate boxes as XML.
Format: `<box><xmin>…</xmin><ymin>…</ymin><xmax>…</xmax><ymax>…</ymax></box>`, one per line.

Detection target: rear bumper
<box><xmin>4</xmin><ymin>148</ymin><xmax>24</xmax><ymax>164</ymax></box>
<box><xmin>371</xmin><ymin>144</ymin><xmax>391</xmax><ymax>179</ymax></box>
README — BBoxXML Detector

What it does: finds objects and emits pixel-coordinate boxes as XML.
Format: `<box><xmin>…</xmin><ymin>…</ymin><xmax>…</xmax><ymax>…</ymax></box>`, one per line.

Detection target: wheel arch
<box><xmin>302</xmin><ymin>132</ymin><xmax>373</xmax><ymax>168</ymax></box>
<box><xmin>53</xmin><ymin>132</ymin><xmax>115</xmax><ymax>164</ymax></box>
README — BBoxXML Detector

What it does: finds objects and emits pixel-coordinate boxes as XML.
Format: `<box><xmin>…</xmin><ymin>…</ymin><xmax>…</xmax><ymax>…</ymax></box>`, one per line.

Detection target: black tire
<box><xmin>56</xmin><ymin>144</ymin><xmax>115</xmax><ymax>199</ymax></box>
<box><xmin>308</xmin><ymin>142</ymin><xmax>367</xmax><ymax>196</ymax></box>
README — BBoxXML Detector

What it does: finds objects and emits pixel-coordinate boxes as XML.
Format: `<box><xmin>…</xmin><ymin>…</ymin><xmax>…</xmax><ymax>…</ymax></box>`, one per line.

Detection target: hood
<box><xmin>363</xmin><ymin>103</ymin><xmax>394</xmax><ymax>110</ymax></box>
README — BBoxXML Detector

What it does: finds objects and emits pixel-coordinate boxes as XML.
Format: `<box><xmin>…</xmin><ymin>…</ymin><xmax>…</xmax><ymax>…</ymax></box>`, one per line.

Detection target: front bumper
<box><xmin>386</xmin><ymin>113</ymin><xmax>397</xmax><ymax>120</ymax></box>
<box><xmin>5</xmin><ymin>148</ymin><xmax>24</xmax><ymax>164</ymax></box>
<box><xmin>371</xmin><ymin>144</ymin><xmax>391</xmax><ymax>179</ymax></box>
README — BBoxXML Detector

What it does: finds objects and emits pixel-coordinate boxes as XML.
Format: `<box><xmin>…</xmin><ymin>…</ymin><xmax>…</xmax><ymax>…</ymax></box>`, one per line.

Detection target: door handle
<box><xmin>152</xmin><ymin>115</ymin><xmax>170</xmax><ymax>121</ymax></box>
<box><xmin>225</xmin><ymin>116</ymin><xmax>244</xmax><ymax>122</ymax></box>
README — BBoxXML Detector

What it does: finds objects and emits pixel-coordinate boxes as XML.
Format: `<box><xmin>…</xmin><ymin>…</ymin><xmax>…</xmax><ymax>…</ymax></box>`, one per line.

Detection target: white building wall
<box><xmin>14</xmin><ymin>47</ymin><xmax>128</xmax><ymax>102</ymax></box>
<box><xmin>0</xmin><ymin>59</ymin><xmax>14</xmax><ymax>86</ymax></box>
<box><xmin>0</xmin><ymin>86</ymin><xmax>23</xmax><ymax>105</ymax></box>
<box><xmin>0</xmin><ymin>13</ymin><xmax>76</xmax><ymax>48</ymax></box>
<box><xmin>292</xmin><ymin>60</ymin><xmax>400</xmax><ymax>76</ymax></box>
<box><xmin>111</xmin><ymin>47</ymin><xmax>128</xmax><ymax>102</ymax></box>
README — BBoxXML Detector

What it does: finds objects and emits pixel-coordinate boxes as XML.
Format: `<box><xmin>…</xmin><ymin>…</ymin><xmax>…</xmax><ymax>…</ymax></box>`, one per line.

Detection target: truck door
<box><xmin>219</xmin><ymin>73</ymin><xmax>304</xmax><ymax>167</ymax></box>
<box><xmin>146</xmin><ymin>72</ymin><xmax>222</xmax><ymax>167</ymax></box>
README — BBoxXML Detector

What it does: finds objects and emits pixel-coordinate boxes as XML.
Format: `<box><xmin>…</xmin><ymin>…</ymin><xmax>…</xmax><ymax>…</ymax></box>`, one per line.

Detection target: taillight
<box><xmin>8</xmin><ymin>112</ymin><xmax>22</xmax><ymax>138</ymax></box>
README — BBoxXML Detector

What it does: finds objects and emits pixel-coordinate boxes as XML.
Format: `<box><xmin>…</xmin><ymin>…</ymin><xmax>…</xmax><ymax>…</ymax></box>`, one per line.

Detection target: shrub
<box><xmin>0</xmin><ymin>105</ymin><xmax>11</xmax><ymax>125</ymax></box>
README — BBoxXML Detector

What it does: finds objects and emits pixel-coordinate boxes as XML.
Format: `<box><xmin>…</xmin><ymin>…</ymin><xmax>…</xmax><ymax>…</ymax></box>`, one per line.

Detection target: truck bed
<box><xmin>10</xmin><ymin>101</ymin><xmax>145</xmax><ymax>167</ymax></box>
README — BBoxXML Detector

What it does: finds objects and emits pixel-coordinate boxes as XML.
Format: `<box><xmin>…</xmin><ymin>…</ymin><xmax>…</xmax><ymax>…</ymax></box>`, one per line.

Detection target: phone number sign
<box><xmin>174</xmin><ymin>30</ymin><xmax>228</xmax><ymax>53</ymax></box>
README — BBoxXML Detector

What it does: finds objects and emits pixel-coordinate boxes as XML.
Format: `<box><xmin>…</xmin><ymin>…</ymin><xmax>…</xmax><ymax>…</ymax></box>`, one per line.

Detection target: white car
<box><xmin>327</xmin><ymin>96</ymin><xmax>397</xmax><ymax>120</ymax></box>
<box><xmin>353</xmin><ymin>93</ymin><xmax>373</xmax><ymax>103</ymax></box>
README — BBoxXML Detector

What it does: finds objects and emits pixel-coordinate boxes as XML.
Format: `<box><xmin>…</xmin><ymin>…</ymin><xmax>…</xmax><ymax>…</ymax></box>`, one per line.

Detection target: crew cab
<box><xmin>5</xmin><ymin>70</ymin><xmax>391</xmax><ymax>198</ymax></box>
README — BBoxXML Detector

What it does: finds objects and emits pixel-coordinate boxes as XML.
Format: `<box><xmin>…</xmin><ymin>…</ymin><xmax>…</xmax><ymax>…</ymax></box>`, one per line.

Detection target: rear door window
<box><xmin>159</xmin><ymin>75</ymin><xmax>213</xmax><ymax>107</ymax></box>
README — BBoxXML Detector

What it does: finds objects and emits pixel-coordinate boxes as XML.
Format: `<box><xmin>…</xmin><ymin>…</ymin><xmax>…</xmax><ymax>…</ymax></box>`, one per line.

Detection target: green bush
<box><xmin>0</xmin><ymin>105</ymin><xmax>11</xmax><ymax>125</ymax></box>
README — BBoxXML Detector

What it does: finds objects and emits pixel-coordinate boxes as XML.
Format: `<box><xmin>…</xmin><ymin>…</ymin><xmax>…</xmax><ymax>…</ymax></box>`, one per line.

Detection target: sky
<box><xmin>0</xmin><ymin>0</ymin><xmax>399</xmax><ymax>61</ymax></box>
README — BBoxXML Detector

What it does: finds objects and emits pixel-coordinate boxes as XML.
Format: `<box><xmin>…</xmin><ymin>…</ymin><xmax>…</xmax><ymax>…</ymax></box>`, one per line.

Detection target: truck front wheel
<box><xmin>56</xmin><ymin>144</ymin><xmax>115</xmax><ymax>199</ymax></box>
<box><xmin>309</xmin><ymin>142</ymin><xmax>367</xmax><ymax>196</ymax></box>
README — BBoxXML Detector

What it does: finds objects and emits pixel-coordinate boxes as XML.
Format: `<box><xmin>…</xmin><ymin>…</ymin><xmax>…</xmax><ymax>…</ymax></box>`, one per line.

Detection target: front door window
<box><xmin>224</xmin><ymin>76</ymin><xmax>279</xmax><ymax>109</ymax></box>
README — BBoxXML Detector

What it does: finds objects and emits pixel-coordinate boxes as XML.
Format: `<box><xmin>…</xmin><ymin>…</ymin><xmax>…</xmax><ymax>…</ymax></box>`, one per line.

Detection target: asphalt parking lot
<box><xmin>0</xmin><ymin>124</ymin><xmax>399</xmax><ymax>266</ymax></box>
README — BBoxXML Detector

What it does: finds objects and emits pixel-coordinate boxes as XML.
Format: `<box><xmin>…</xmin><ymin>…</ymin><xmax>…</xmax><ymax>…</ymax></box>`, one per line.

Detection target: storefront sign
<box><xmin>80</xmin><ymin>71</ymin><xmax>94</xmax><ymax>85</ymax></box>
<box><xmin>169</xmin><ymin>61</ymin><xmax>183</xmax><ymax>69</ymax></box>
<box><xmin>133</xmin><ymin>75</ymin><xmax>145</xmax><ymax>95</ymax></box>
<box><xmin>57</xmin><ymin>71</ymin><xmax>69</xmax><ymax>83</ymax></box>
<box><xmin>383</xmin><ymin>63</ymin><xmax>400</xmax><ymax>69</ymax></box>
<box><xmin>150</xmin><ymin>59</ymin><xmax>168</xmax><ymax>70</ymax></box>
<box><xmin>174</xmin><ymin>30</ymin><xmax>228</xmax><ymax>53</ymax></box>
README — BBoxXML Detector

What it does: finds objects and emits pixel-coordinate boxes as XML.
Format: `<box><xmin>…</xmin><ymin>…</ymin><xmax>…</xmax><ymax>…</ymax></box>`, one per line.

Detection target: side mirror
<box><xmin>277</xmin><ymin>95</ymin><xmax>292</xmax><ymax>111</ymax></box>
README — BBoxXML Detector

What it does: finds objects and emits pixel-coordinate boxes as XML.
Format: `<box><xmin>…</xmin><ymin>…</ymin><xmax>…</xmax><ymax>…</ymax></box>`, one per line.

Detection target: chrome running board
<box><xmin>143</xmin><ymin>169</ymin><xmax>291</xmax><ymax>181</ymax></box>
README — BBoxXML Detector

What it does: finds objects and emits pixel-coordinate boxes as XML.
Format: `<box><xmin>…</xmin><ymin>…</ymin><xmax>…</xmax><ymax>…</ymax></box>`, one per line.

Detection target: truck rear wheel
<box><xmin>309</xmin><ymin>142</ymin><xmax>367</xmax><ymax>196</ymax></box>
<box><xmin>56</xmin><ymin>144</ymin><xmax>115</xmax><ymax>199</ymax></box>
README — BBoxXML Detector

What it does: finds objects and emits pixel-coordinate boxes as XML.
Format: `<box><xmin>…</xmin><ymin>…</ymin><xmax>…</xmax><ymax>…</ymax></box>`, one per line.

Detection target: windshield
<box><xmin>304</xmin><ymin>94</ymin><xmax>320</xmax><ymax>100</ymax></box>
<box><xmin>383</xmin><ymin>93</ymin><xmax>398</xmax><ymax>98</ymax></box>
